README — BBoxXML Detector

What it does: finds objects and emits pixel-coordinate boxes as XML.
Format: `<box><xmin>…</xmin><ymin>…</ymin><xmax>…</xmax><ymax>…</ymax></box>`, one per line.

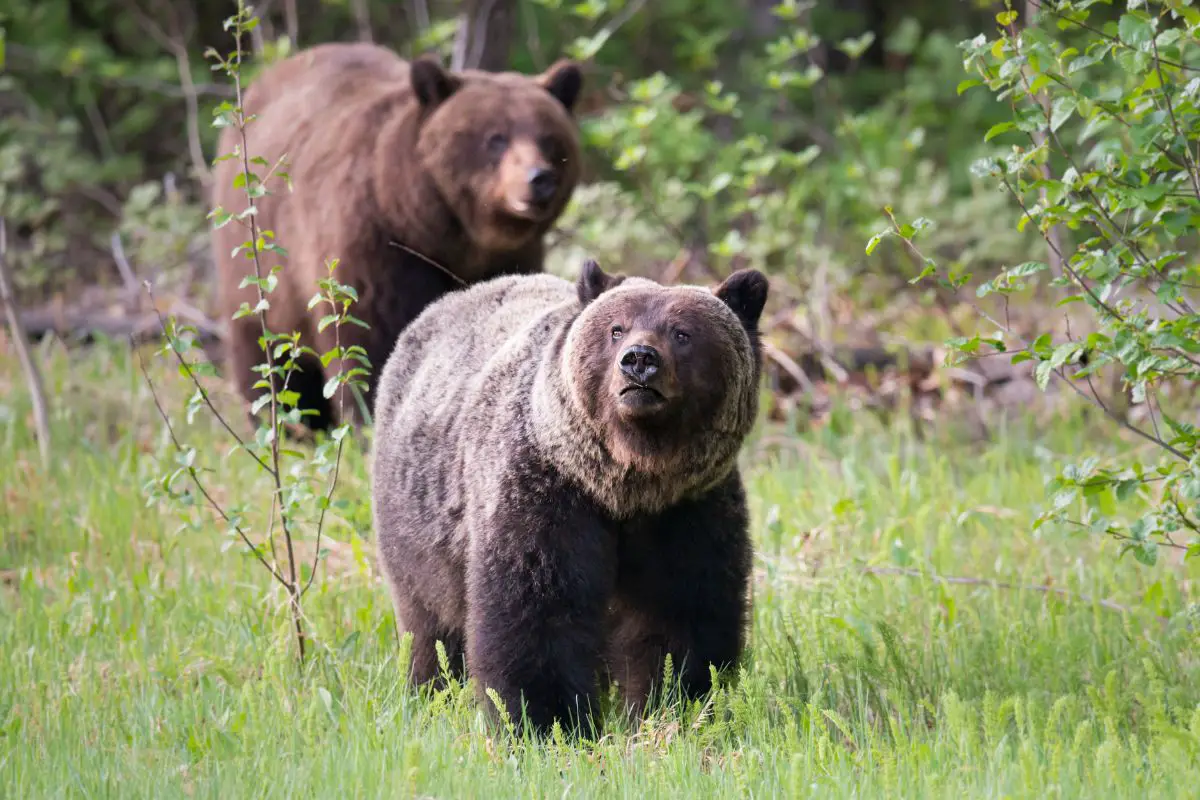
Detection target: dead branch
<box><xmin>351</xmin><ymin>0</ymin><xmax>373</xmax><ymax>42</ymax></box>
<box><xmin>20</xmin><ymin>303</ymin><xmax>222</xmax><ymax>348</ymax></box>
<box><xmin>408</xmin><ymin>0</ymin><xmax>431</xmax><ymax>36</ymax></box>
<box><xmin>587</xmin><ymin>0</ymin><xmax>649</xmax><ymax>58</ymax></box>
<box><xmin>127</xmin><ymin>1</ymin><xmax>212</xmax><ymax>187</ymax></box>
<box><xmin>110</xmin><ymin>232</ymin><xmax>139</xmax><ymax>294</ymax></box>
<box><xmin>284</xmin><ymin>0</ymin><xmax>299</xmax><ymax>49</ymax></box>
<box><xmin>762</xmin><ymin>341</ymin><xmax>815</xmax><ymax>394</ymax></box>
<box><xmin>0</xmin><ymin>220</ymin><xmax>52</xmax><ymax>468</ymax></box>
<box><xmin>1020</xmin><ymin>1</ymin><xmax>1064</xmax><ymax>283</ymax></box>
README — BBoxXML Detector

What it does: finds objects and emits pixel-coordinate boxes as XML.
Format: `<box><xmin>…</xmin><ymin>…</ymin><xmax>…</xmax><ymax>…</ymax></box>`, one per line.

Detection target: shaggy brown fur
<box><xmin>210</xmin><ymin>42</ymin><xmax>583</xmax><ymax>431</ymax></box>
<box><xmin>371</xmin><ymin>258</ymin><xmax>769</xmax><ymax>735</ymax></box>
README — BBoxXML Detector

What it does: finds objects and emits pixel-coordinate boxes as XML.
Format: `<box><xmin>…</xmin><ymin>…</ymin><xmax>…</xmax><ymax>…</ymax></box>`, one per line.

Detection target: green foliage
<box><xmin>897</xmin><ymin>0</ymin><xmax>1200</xmax><ymax>563</ymax></box>
<box><xmin>547</xmin><ymin>4</ymin><xmax>1037</xmax><ymax>319</ymax></box>
<box><xmin>141</xmin><ymin>3</ymin><xmax>368</xmax><ymax>663</ymax></box>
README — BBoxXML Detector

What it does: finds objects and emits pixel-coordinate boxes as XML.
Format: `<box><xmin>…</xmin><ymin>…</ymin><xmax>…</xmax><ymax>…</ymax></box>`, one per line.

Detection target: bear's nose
<box><xmin>619</xmin><ymin>344</ymin><xmax>660</xmax><ymax>383</ymax></box>
<box><xmin>527</xmin><ymin>167</ymin><xmax>558</xmax><ymax>205</ymax></box>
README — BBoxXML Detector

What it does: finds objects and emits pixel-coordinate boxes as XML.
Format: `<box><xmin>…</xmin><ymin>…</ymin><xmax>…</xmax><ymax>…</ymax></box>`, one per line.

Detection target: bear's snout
<box><xmin>527</xmin><ymin>167</ymin><xmax>558</xmax><ymax>206</ymax></box>
<box><xmin>619</xmin><ymin>344</ymin><xmax>660</xmax><ymax>384</ymax></box>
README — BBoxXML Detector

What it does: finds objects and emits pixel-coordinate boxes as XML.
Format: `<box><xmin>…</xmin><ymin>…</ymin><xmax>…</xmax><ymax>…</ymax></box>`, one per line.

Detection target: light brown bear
<box><xmin>210</xmin><ymin>42</ymin><xmax>584</xmax><ymax>431</ymax></box>
<box><xmin>371</xmin><ymin>258</ymin><xmax>769</xmax><ymax>735</ymax></box>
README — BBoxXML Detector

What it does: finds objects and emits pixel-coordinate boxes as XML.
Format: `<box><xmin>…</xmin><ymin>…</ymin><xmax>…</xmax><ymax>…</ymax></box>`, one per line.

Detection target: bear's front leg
<box><xmin>607</xmin><ymin>473</ymin><xmax>753</xmax><ymax>720</ymax></box>
<box><xmin>464</xmin><ymin>490</ymin><xmax>616</xmax><ymax>736</ymax></box>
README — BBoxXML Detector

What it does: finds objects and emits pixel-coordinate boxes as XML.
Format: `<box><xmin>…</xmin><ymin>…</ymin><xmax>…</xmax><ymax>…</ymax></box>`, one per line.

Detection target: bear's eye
<box><xmin>485</xmin><ymin>133</ymin><xmax>509</xmax><ymax>155</ymax></box>
<box><xmin>611</xmin><ymin>326</ymin><xmax>624</xmax><ymax>341</ymax></box>
<box><xmin>674</xmin><ymin>330</ymin><xmax>691</xmax><ymax>344</ymax></box>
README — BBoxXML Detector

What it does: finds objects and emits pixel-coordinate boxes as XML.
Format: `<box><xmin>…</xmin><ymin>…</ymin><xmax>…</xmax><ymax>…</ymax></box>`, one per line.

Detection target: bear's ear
<box><xmin>538</xmin><ymin>60</ymin><xmax>583</xmax><ymax>113</ymax></box>
<box><xmin>713</xmin><ymin>269</ymin><xmax>769</xmax><ymax>333</ymax></box>
<box><xmin>411</xmin><ymin>55</ymin><xmax>462</xmax><ymax>109</ymax></box>
<box><xmin>577</xmin><ymin>258</ymin><xmax>625</xmax><ymax>306</ymax></box>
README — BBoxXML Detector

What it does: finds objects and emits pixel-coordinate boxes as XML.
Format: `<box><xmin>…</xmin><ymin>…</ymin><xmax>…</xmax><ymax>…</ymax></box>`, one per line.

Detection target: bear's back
<box><xmin>373</xmin><ymin>273</ymin><xmax>575</xmax><ymax>453</ymax></box>
<box><xmin>242</xmin><ymin>42</ymin><xmax>409</xmax><ymax>126</ymax></box>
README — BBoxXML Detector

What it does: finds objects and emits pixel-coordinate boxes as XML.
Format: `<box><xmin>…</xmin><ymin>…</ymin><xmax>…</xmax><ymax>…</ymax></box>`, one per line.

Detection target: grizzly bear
<box><xmin>210</xmin><ymin>42</ymin><xmax>584</xmax><ymax>432</ymax></box>
<box><xmin>371</xmin><ymin>258</ymin><xmax>769</xmax><ymax>735</ymax></box>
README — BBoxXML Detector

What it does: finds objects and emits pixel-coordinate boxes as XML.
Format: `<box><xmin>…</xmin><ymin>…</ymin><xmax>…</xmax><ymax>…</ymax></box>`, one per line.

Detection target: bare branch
<box><xmin>351</xmin><ymin>0</ymin><xmax>373</xmax><ymax>42</ymax></box>
<box><xmin>585</xmin><ymin>0</ymin><xmax>649</xmax><ymax>61</ymax></box>
<box><xmin>127</xmin><ymin>1</ymin><xmax>212</xmax><ymax>186</ymax></box>
<box><xmin>0</xmin><ymin>220</ymin><xmax>52</xmax><ymax>469</ymax></box>
<box><xmin>762</xmin><ymin>341</ymin><xmax>816</xmax><ymax>394</ymax></box>
<box><xmin>110</xmin><ymin>232</ymin><xmax>139</xmax><ymax>294</ymax></box>
<box><xmin>1019</xmin><ymin>3</ymin><xmax>1064</xmax><ymax>281</ymax></box>
<box><xmin>409</xmin><ymin>0</ymin><xmax>431</xmax><ymax>36</ymax></box>
<box><xmin>283</xmin><ymin>0</ymin><xmax>299</xmax><ymax>49</ymax></box>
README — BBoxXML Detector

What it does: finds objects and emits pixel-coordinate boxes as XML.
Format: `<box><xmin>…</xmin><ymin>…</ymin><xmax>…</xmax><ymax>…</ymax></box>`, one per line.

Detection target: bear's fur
<box><xmin>210</xmin><ymin>42</ymin><xmax>584</xmax><ymax>432</ymax></box>
<box><xmin>371</xmin><ymin>258</ymin><xmax>769</xmax><ymax>734</ymax></box>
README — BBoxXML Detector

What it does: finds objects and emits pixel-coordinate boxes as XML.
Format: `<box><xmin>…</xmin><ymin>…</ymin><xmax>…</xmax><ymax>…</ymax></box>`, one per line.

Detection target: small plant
<box><xmin>887</xmin><ymin>0</ymin><xmax>1200</xmax><ymax>565</ymax></box>
<box><xmin>138</xmin><ymin>0</ymin><xmax>367</xmax><ymax>662</ymax></box>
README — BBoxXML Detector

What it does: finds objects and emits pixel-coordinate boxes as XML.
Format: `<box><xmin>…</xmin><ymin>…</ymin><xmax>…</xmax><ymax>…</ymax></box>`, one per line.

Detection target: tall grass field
<box><xmin>1</xmin><ymin>339</ymin><xmax>1198</xmax><ymax>798</ymax></box>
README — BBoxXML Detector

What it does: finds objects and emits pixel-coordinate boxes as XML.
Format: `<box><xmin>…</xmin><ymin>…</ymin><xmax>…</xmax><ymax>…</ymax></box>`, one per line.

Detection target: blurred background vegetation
<box><xmin>0</xmin><ymin>0</ymin><xmax>1164</xmax><ymax>432</ymax></box>
<box><xmin>0</xmin><ymin>1</ymin><xmax>1014</xmax><ymax>299</ymax></box>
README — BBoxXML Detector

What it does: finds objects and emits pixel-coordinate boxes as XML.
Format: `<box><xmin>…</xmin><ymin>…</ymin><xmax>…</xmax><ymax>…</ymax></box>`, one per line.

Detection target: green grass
<box><xmin>2</xmin><ymin>338</ymin><xmax>1199</xmax><ymax>799</ymax></box>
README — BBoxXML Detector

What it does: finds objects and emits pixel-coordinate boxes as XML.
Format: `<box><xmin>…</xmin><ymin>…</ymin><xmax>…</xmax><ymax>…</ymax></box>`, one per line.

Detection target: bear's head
<box><xmin>408</xmin><ymin>55</ymin><xmax>584</xmax><ymax>253</ymax></box>
<box><xmin>561</xmin><ymin>259</ymin><xmax>769</xmax><ymax>475</ymax></box>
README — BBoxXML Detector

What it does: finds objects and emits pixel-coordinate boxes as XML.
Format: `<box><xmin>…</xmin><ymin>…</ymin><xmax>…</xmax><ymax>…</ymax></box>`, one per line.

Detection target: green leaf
<box><xmin>1118</xmin><ymin>13</ymin><xmax>1154</xmax><ymax>48</ymax></box>
<box><xmin>1048</xmin><ymin>341</ymin><xmax>1084</xmax><ymax>371</ymax></box>
<box><xmin>865</xmin><ymin>231</ymin><xmax>889</xmax><ymax>256</ymax></box>
<box><xmin>984</xmin><ymin>122</ymin><xmax>1016</xmax><ymax>142</ymax></box>
<box><xmin>996</xmin><ymin>10</ymin><xmax>1018</xmax><ymax>26</ymax></box>
<box><xmin>1050</xmin><ymin>96</ymin><xmax>1075</xmax><ymax>133</ymax></box>
<box><xmin>1035</xmin><ymin>360</ymin><xmax>1055</xmax><ymax>390</ymax></box>
<box><xmin>957</xmin><ymin>78</ymin><xmax>983</xmax><ymax>95</ymax></box>
<box><xmin>323</xmin><ymin>375</ymin><xmax>341</xmax><ymax>399</ymax></box>
<box><xmin>1133</xmin><ymin>540</ymin><xmax>1158</xmax><ymax>567</ymax></box>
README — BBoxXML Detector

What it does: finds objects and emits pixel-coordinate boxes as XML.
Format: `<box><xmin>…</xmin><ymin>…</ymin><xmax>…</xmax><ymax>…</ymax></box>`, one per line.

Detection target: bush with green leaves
<box><xmin>882</xmin><ymin>0</ymin><xmax>1200</xmax><ymax>565</ymax></box>
<box><xmin>141</xmin><ymin>3</ymin><xmax>367</xmax><ymax>663</ymax></box>
<box><xmin>546</xmin><ymin>2</ymin><xmax>1036</xmax><ymax>343</ymax></box>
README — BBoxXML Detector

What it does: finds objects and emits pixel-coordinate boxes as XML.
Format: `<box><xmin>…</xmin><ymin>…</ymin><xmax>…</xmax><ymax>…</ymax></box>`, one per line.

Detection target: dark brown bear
<box><xmin>210</xmin><ymin>42</ymin><xmax>584</xmax><ymax>431</ymax></box>
<box><xmin>371</xmin><ymin>258</ymin><xmax>769</xmax><ymax>735</ymax></box>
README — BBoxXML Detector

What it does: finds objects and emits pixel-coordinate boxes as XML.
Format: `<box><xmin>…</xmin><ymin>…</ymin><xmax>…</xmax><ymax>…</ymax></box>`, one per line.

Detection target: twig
<box><xmin>302</xmin><ymin>283</ymin><xmax>348</xmax><ymax>598</ymax></box>
<box><xmin>110</xmin><ymin>232</ymin><xmax>139</xmax><ymax>294</ymax></box>
<box><xmin>862</xmin><ymin>566</ymin><xmax>1166</xmax><ymax>622</ymax></box>
<box><xmin>143</xmin><ymin>281</ymin><xmax>274</xmax><ymax>476</ymax></box>
<box><xmin>762</xmin><ymin>340</ymin><xmax>815</xmax><ymax>394</ymax></box>
<box><xmin>1017</xmin><ymin>3</ymin><xmax>1064</xmax><ymax>280</ymax></box>
<box><xmin>450</xmin><ymin>7</ymin><xmax>474</xmax><ymax>71</ymax></box>
<box><xmin>586</xmin><ymin>0</ymin><xmax>649</xmax><ymax>60</ymax></box>
<box><xmin>134</xmin><ymin>338</ymin><xmax>289</xmax><ymax>587</ymax></box>
<box><xmin>467</xmin><ymin>0</ymin><xmax>501</xmax><ymax>70</ymax></box>
<box><xmin>388</xmin><ymin>241</ymin><xmax>468</xmax><ymax>287</ymax></box>
<box><xmin>227</xmin><ymin>4</ymin><xmax>306</xmax><ymax>663</ymax></box>
<box><xmin>408</xmin><ymin>0</ymin><xmax>431</xmax><ymax>36</ymax></box>
<box><xmin>0</xmin><ymin>220</ymin><xmax>52</xmax><ymax>469</ymax></box>
<box><xmin>1027</xmin><ymin>0</ymin><xmax>1200</xmax><ymax>74</ymax></box>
